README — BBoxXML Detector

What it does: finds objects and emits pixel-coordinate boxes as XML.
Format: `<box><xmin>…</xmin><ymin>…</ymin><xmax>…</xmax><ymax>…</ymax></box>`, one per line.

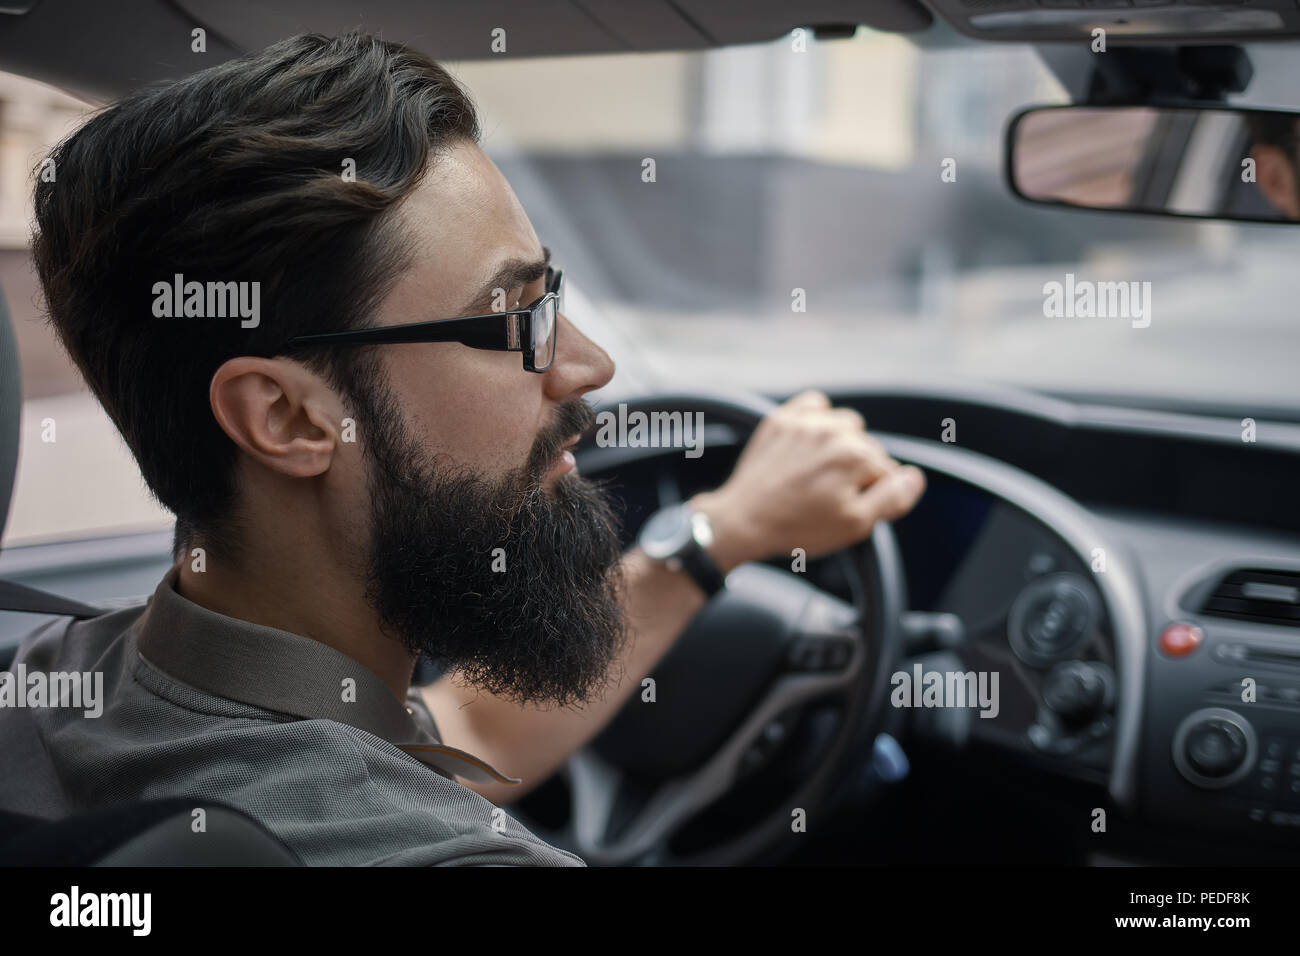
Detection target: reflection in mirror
<box><xmin>1010</xmin><ymin>105</ymin><xmax>1300</xmax><ymax>223</ymax></box>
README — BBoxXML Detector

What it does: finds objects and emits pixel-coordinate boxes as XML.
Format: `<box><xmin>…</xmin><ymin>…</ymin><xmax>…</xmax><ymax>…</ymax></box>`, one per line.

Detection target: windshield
<box><xmin>5</xmin><ymin>31</ymin><xmax>1298</xmax><ymax>546</ymax></box>
<box><xmin>453</xmin><ymin>31</ymin><xmax>1300</xmax><ymax>413</ymax></box>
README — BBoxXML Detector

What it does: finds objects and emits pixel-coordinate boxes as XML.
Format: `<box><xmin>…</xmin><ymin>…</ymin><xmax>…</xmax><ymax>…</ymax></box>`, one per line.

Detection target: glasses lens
<box><xmin>533</xmin><ymin>296</ymin><xmax>557</xmax><ymax>370</ymax></box>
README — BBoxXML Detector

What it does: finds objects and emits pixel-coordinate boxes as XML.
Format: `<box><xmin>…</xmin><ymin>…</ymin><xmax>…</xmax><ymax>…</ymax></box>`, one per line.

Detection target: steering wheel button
<box><xmin>824</xmin><ymin>640</ymin><xmax>851</xmax><ymax>670</ymax></box>
<box><xmin>787</xmin><ymin>640</ymin><xmax>822</xmax><ymax>670</ymax></box>
<box><xmin>1159</xmin><ymin>622</ymin><xmax>1203</xmax><ymax>658</ymax></box>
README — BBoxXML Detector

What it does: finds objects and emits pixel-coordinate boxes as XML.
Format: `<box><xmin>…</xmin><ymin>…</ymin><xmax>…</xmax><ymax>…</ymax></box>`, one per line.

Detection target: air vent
<box><xmin>1199</xmin><ymin>569</ymin><xmax>1300</xmax><ymax>629</ymax></box>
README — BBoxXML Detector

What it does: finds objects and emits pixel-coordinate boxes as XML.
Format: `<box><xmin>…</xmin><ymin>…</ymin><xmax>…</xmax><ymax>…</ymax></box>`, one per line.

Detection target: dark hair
<box><xmin>32</xmin><ymin>33</ymin><xmax>480</xmax><ymax>560</ymax></box>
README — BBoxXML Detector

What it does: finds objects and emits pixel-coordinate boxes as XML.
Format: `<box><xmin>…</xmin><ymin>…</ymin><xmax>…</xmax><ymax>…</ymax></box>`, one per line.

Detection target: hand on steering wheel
<box><xmin>690</xmin><ymin>389</ymin><xmax>925</xmax><ymax>574</ymax></box>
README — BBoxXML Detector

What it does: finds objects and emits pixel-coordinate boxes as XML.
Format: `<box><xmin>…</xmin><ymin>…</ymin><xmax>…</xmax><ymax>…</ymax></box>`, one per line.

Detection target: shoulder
<box><xmin>198</xmin><ymin>719</ymin><xmax>583</xmax><ymax>866</ymax></box>
<box><xmin>10</xmin><ymin>600</ymin><xmax>147</xmax><ymax>672</ymax></box>
<box><xmin>333</xmin><ymin>724</ymin><xmax>585</xmax><ymax>866</ymax></box>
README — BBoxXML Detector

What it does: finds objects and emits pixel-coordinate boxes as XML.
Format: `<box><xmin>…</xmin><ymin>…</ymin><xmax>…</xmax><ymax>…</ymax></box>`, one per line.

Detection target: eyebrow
<box><xmin>457</xmin><ymin>245</ymin><xmax>551</xmax><ymax>316</ymax></box>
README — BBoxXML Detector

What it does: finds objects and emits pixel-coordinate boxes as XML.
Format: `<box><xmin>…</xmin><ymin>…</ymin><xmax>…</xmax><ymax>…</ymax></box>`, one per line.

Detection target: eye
<box><xmin>519</xmin><ymin>276</ymin><xmax>546</xmax><ymax>306</ymax></box>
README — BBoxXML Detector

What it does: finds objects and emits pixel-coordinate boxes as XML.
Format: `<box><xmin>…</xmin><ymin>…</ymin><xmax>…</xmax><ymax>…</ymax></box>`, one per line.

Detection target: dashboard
<box><xmin>894</xmin><ymin>475</ymin><xmax>1117</xmax><ymax>777</ymax></box>
<box><xmin>1103</xmin><ymin>511</ymin><xmax>1300</xmax><ymax>848</ymax></box>
<box><xmin>578</xmin><ymin>394</ymin><xmax>1300</xmax><ymax>863</ymax></box>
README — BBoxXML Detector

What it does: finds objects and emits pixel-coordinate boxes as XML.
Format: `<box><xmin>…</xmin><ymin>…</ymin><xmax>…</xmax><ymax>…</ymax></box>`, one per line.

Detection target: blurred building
<box><xmin>0</xmin><ymin>70</ymin><xmax>90</xmax><ymax>400</ymax></box>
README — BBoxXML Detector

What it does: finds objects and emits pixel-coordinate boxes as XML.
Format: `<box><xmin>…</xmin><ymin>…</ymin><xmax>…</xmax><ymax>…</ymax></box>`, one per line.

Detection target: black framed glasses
<box><xmin>285</xmin><ymin>266</ymin><xmax>562</xmax><ymax>372</ymax></box>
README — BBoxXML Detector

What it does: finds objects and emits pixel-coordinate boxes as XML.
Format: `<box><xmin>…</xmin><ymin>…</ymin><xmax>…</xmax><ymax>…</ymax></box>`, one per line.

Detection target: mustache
<box><xmin>525</xmin><ymin>398</ymin><xmax>597</xmax><ymax>481</ymax></box>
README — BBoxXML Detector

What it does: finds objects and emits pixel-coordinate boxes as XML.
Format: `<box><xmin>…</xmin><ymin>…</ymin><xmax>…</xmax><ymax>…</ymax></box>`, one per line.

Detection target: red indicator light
<box><xmin>1159</xmin><ymin>622</ymin><xmax>1203</xmax><ymax>658</ymax></box>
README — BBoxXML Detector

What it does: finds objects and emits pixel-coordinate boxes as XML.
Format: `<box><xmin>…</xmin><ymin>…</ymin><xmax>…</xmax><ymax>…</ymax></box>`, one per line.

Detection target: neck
<box><xmin>174</xmin><ymin>543</ymin><xmax>415</xmax><ymax>702</ymax></box>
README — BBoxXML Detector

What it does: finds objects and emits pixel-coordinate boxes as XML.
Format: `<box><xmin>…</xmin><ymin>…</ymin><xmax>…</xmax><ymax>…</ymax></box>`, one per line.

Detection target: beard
<box><xmin>356</xmin><ymin>384</ymin><xmax>628</xmax><ymax>709</ymax></box>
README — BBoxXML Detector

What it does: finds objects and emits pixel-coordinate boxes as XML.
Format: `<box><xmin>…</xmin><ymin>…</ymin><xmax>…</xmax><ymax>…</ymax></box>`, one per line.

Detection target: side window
<box><xmin>0</xmin><ymin>72</ymin><xmax>171</xmax><ymax>546</ymax></box>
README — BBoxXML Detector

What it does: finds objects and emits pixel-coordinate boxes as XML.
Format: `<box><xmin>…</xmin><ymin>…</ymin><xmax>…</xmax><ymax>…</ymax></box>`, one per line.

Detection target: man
<box><xmin>2</xmin><ymin>33</ymin><xmax>924</xmax><ymax>865</ymax></box>
<box><xmin>1247</xmin><ymin>111</ymin><xmax>1300</xmax><ymax>220</ymax></box>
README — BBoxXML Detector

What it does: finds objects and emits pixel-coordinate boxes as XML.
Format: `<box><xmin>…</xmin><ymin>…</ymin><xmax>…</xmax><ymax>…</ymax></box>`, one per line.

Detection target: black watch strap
<box><xmin>671</xmin><ymin>538</ymin><xmax>726</xmax><ymax>598</ymax></box>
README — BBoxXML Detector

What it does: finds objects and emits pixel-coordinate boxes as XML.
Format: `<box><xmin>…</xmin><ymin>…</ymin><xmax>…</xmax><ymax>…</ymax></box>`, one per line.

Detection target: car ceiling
<box><xmin>0</xmin><ymin>0</ymin><xmax>930</xmax><ymax>103</ymax></box>
<box><xmin>7</xmin><ymin>0</ymin><xmax>1300</xmax><ymax>106</ymax></box>
<box><xmin>6</xmin><ymin>0</ymin><xmax>1300</xmax><ymax>105</ymax></box>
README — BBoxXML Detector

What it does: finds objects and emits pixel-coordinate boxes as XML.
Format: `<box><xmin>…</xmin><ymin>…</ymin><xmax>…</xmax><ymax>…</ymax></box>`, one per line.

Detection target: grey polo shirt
<box><xmin>0</xmin><ymin>564</ymin><xmax>585</xmax><ymax>866</ymax></box>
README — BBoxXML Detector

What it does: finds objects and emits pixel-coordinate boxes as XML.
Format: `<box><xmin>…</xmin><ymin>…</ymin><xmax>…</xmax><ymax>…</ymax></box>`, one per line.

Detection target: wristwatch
<box><xmin>637</xmin><ymin>502</ymin><xmax>726</xmax><ymax>597</ymax></box>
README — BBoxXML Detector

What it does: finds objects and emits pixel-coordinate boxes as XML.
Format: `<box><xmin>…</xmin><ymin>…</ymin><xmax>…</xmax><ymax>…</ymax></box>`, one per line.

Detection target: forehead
<box><xmin>387</xmin><ymin>139</ymin><xmax>542</xmax><ymax>315</ymax></box>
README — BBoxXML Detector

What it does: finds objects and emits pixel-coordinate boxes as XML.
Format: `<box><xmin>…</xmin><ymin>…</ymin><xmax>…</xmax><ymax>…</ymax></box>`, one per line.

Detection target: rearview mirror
<box><xmin>1007</xmin><ymin>104</ymin><xmax>1300</xmax><ymax>224</ymax></box>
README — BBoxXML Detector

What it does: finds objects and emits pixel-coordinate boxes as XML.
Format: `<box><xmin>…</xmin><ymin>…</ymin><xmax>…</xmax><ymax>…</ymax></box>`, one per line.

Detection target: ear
<box><xmin>1251</xmin><ymin>144</ymin><xmax>1300</xmax><ymax>220</ymax></box>
<box><xmin>209</xmin><ymin>357</ymin><xmax>342</xmax><ymax>478</ymax></box>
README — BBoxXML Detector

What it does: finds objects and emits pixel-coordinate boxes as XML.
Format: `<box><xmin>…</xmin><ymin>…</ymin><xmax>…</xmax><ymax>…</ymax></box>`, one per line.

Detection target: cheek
<box><xmin>382</xmin><ymin>347</ymin><xmax>543</xmax><ymax>473</ymax></box>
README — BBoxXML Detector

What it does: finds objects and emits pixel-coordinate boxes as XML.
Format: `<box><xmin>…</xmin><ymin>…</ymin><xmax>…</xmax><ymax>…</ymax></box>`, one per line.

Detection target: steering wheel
<box><xmin>517</xmin><ymin>391</ymin><xmax>909</xmax><ymax>866</ymax></box>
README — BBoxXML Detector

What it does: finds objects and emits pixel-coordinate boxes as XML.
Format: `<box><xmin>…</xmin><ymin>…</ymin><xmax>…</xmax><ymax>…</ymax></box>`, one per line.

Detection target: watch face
<box><xmin>639</xmin><ymin>504</ymin><xmax>692</xmax><ymax>560</ymax></box>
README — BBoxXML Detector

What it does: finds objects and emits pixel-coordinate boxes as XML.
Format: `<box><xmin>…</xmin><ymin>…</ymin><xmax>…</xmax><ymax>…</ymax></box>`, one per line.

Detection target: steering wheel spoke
<box><xmin>563</xmin><ymin>584</ymin><xmax>869</xmax><ymax>865</ymax></box>
<box><xmin>785</xmin><ymin>584</ymin><xmax>863</xmax><ymax>676</ymax></box>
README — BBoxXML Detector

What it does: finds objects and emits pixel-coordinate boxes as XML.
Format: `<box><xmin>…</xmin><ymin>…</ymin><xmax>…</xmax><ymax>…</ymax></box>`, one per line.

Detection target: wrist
<box><xmin>689</xmin><ymin>490</ymin><xmax>758</xmax><ymax>575</ymax></box>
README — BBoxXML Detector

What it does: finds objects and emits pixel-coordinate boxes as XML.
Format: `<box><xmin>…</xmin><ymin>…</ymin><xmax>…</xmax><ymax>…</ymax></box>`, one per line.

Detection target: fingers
<box><xmin>768</xmin><ymin>394</ymin><xmax>894</xmax><ymax>483</ymax></box>
<box><xmin>824</xmin><ymin>430</ymin><xmax>892</xmax><ymax>483</ymax></box>
<box><xmin>716</xmin><ymin>392</ymin><xmax>926</xmax><ymax>563</ymax></box>
<box><xmin>826</xmin><ymin>407</ymin><xmax>866</xmax><ymax>431</ymax></box>
<box><xmin>779</xmin><ymin>393</ymin><xmax>862</xmax><ymax>435</ymax></box>
<box><xmin>771</xmin><ymin>391</ymin><xmax>923</xmax><ymax>520</ymax></box>
<box><xmin>849</xmin><ymin>464</ymin><xmax>926</xmax><ymax>532</ymax></box>
<box><xmin>781</xmin><ymin>389</ymin><xmax>831</xmax><ymax>414</ymax></box>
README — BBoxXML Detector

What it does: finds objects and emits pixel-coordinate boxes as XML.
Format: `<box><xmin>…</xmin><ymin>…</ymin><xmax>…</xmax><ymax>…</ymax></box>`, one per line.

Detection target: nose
<box><xmin>543</xmin><ymin>310</ymin><xmax>615</xmax><ymax>402</ymax></box>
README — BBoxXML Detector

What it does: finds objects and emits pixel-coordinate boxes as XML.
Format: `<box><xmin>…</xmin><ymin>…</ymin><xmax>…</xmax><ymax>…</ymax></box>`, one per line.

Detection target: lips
<box><xmin>547</xmin><ymin>434</ymin><xmax>581</xmax><ymax>479</ymax></box>
<box><xmin>528</xmin><ymin>400</ymin><xmax>594</xmax><ymax>481</ymax></box>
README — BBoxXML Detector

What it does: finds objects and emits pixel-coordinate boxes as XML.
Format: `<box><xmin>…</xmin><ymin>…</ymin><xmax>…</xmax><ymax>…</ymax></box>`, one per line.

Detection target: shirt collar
<box><xmin>134</xmin><ymin>564</ymin><xmax>519</xmax><ymax>787</ymax></box>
